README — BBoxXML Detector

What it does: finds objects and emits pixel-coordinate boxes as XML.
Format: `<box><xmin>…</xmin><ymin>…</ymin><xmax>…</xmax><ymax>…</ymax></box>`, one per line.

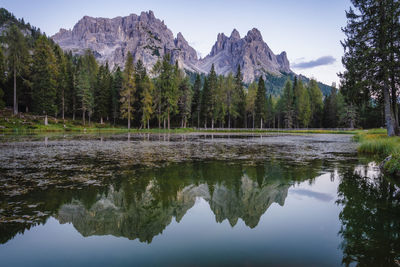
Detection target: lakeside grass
<box><xmin>354</xmin><ymin>128</ymin><xmax>400</xmax><ymax>176</ymax></box>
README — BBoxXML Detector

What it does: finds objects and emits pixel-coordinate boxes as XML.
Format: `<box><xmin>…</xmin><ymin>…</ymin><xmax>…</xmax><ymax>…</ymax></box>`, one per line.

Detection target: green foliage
<box><xmin>120</xmin><ymin>52</ymin><xmax>135</xmax><ymax>129</ymax></box>
<box><xmin>255</xmin><ymin>77</ymin><xmax>266</xmax><ymax>127</ymax></box>
<box><xmin>31</xmin><ymin>36</ymin><xmax>58</xmax><ymax>116</ymax></box>
<box><xmin>191</xmin><ymin>74</ymin><xmax>201</xmax><ymax>127</ymax></box>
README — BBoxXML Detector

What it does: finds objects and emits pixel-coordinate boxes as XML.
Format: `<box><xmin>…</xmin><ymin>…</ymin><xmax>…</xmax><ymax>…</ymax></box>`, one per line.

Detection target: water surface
<box><xmin>0</xmin><ymin>133</ymin><xmax>399</xmax><ymax>266</ymax></box>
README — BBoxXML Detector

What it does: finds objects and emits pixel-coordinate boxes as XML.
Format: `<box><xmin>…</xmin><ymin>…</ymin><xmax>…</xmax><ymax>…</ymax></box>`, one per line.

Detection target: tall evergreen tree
<box><xmin>31</xmin><ymin>36</ymin><xmax>58</xmax><ymax>124</ymax></box>
<box><xmin>255</xmin><ymin>77</ymin><xmax>266</xmax><ymax>128</ymax></box>
<box><xmin>246</xmin><ymin>82</ymin><xmax>257</xmax><ymax>129</ymax></box>
<box><xmin>341</xmin><ymin>0</ymin><xmax>400</xmax><ymax>136</ymax></box>
<box><xmin>191</xmin><ymin>74</ymin><xmax>202</xmax><ymax>128</ymax></box>
<box><xmin>95</xmin><ymin>63</ymin><xmax>111</xmax><ymax>124</ymax></box>
<box><xmin>5</xmin><ymin>25</ymin><xmax>29</xmax><ymax>115</ymax></box>
<box><xmin>234</xmin><ymin>65</ymin><xmax>246</xmax><ymax>127</ymax></box>
<box><xmin>282</xmin><ymin>79</ymin><xmax>294</xmax><ymax>128</ymax></box>
<box><xmin>141</xmin><ymin>74</ymin><xmax>153</xmax><ymax>129</ymax></box>
<box><xmin>111</xmin><ymin>67</ymin><xmax>122</xmax><ymax>125</ymax></box>
<box><xmin>208</xmin><ymin>64</ymin><xmax>218</xmax><ymax>129</ymax></box>
<box><xmin>53</xmin><ymin>45</ymin><xmax>67</xmax><ymax>120</ymax></box>
<box><xmin>120</xmin><ymin>52</ymin><xmax>135</xmax><ymax>129</ymax></box>
<box><xmin>308</xmin><ymin>79</ymin><xmax>323</xmax><ymax>127</ymax></box>
<box><xmin>178</xmin><ymin>76</ymin><xmax>192</xmax><ymax>128</ymax></box>
<box><xmin>200</xmin><ymin>77</ymin><xmax>211</xmax><ymax>128</ymax></box>
<box><xmin>0</xmin><ymin>47</ymin><xmax>5</xmax><ymax>109</ymax></box>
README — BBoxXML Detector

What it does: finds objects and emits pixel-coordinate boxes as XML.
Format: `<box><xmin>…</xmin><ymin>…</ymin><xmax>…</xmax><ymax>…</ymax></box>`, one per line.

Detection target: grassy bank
<box><xmin>354</xmin><ymin>128</ymin><xmax>400</xmax><ymax>176</ymax></box>
<box><xmin>0</xmin><ymin>109</ymin><xmax>358</xmax><ymax>135</ymax></box>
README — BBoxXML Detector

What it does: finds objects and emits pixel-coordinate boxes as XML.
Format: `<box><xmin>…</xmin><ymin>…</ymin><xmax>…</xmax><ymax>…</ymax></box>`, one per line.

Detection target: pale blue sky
<box><xmin>1</xmin><ymin>0</ymin><xmax>352</xmax><ymax>85</ymax></box>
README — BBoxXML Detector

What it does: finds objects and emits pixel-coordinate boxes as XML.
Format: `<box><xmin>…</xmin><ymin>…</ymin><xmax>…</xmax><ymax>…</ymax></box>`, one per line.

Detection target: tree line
<box><xmin>0</xmin><ymin>7</ymin><xmax>393</xmax><ymax>130</ymax></box>
<box><xmin>341</xmin><ymin>0</ymin><xmax>400</xmax><ymax>136</ymax></box>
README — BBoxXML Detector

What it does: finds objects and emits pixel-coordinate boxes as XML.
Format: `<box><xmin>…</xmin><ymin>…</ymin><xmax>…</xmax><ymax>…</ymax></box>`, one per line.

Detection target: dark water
<box><xmin>0</xmin><ymin>133</ymin><xmax>399</xmax><ymax>266</ymax></box>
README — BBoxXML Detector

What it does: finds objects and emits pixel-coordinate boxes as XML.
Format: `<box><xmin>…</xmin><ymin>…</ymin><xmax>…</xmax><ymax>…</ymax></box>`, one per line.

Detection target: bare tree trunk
<box><xmin>128</xmin><ymin>112</ymin><xmax>130</xmax><ymax>130</ymax></box>
<box><xmin>211</xmin><ymin>118</ymin><xmax>214</xmax><ymax>129</ymax></box>
<box><xmin>197</xmin><ymin>112</ymin><xmax>200</xmax><ymax>129</ymax></box>
<box><xmin>228</xmin><ymin>112</ymin><xmax>231</xmax><ymax>129</ymax></box>
<box><xmin>82</xmin><ymin>109</ymin><xmax>85</xmax><ymax>125</ymax></box>
<box><xmin>44</xmin><ymin>115</ymin><xmax>48</xmax><ymax>125</ymax></box>
<box><xmin>252</xmin><ymin>113</ymin><xmax>255</xmax><ymax>129</ymax></box>
<box><xmin>168</xmin><ymin>111</ymin><xmax>170</xmax><ymax>130</ymax></box>
<box><xmin>100</xmin><ymin>117</ymin><xmax>103</xmax><ymax>125</ymax></box>
<box><xmin>260</xmin><ymin>118</ymin><xmax>263</xmax><ymax>129</ymax></box>
<box><xmin>384</xmin><ymin>84</ymin><xmax>396</xmax><ymax>136</ymax></box>
<box><xmin>147</xmin><ymin>118</ymin><xmax>150</xmax><ymax>129</ymax></box>
<box><xmin>62</xmin><ymin>90</ymin><xmax>65</xmax><ymax>121</ymax></box>
<box><xmin>13</xmin><ymin>65</ymin><xmax>17</xmax><ymax>115</ymax></box>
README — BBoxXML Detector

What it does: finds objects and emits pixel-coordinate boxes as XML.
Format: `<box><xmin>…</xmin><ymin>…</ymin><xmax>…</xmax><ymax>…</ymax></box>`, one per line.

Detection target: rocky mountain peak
<box><xmin>230</xmin><ymin>29</ymin><xmax>240</xmax><ymax>40</ymax></box>
<box><xmin>245</xmin><ymin>28</ymin><xmax>263</xmax><ymax>42</ymax></box>
<box><xmin>52</xmin><ymin>11</ymin><xmax>292</xmax><ymax>83</ymax></box>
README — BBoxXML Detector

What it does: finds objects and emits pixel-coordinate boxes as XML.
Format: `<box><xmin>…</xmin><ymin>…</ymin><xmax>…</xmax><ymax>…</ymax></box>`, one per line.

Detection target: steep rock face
<box><xmin>52</xmin><ymin>11</ymin><xmax>199</xmax><ymax>72</ymax></box>
<box><xmin>197</xmin><ymin>28</ymin><xmax>291</xmax><ymax>82</ymax></box>
<box><xmin>52</xmin><ymin>11</ymin><xmax>292</xmax><ymax>83</ymax></box>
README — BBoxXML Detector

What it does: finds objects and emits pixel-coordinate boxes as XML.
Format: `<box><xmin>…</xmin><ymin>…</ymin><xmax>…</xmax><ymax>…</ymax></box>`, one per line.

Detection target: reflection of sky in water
<box><xmin>0</xmin><ymin>173</ymin><xmax>343</xmax><ymax>266</ymax></box>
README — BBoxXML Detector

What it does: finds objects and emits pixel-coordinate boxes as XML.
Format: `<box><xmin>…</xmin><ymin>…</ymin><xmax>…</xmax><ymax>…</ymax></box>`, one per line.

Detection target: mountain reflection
<box><xmin>0</xmin><ymin>160</ymin><xmax>322</xmax><ymax>244</ymax></box>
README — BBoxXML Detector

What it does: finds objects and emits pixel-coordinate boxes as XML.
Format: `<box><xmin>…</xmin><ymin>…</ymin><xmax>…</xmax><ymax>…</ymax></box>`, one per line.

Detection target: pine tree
<box><xmin>120</xmin><ymin>52</ymin><xmax>135</xmax><ymax>129</ymax></box>
<box><xmin>141</xmin><ymin>74</ymin><xmax>153</xmax><ymax>129</ymax></box>
<box><xmin>234</xmin><ymin>65</ymin><xmax>246</xmax><ymax>127</ymax></box>
<box><xmin>282</xmin><ymin>79</ymin><xmax>294</xmax><ymax>128</ymax></box>
<box><xmin>0</xmin><ymin>47</ymin><xmax>5</xmax><ymax>109</ymax></box>
<box><xmin>95</xmin><ymin>64</ymin><xmax>111</xmax><ymax>124</ymax></box>
<box><xmin>294</xmin><ymin>79</ymin><xmax>311</xmax><ymax>128</ymax></box>
<box><xmin>208</xmin><ymin>64</ymin><xmax>218</xmax><ymax>129</ymax></box>
<box><xmin>5</xmin><ymin>25</ymin><xmax>29</xmax><ymax>115</ymax></box>
<box><xmin>224</xmin><ymin>73</ymin><xmax>236</xmax><ymax>128</ymax></box>
<box><xmin>134</xmin><ymin>60</ymin><xmax>147</xmax><ymax>127</ymax></box>
<box><xmin>200</xmin><ymin>77</ymin><xmax>211</xmax><ymax>128</ymax></box>
<box><xmin>246</xmin><ymin>82</ymin><xmax>257</xmax><ymax>129</ymax></box>
<box><xmin>111</xmin><ymin>67</ymin><xmax>122</xmax><ymax>125</ymax></box>
<box><xmin>341</xmin><ymin>0</ymin><xmax>400</xmax><ymax>136</ymax></box>
<box><xmin>178</xmin><ymin>76</ymin><xmax>192</xmax><ymax>128</ymax></box>
<box><xmin>308</xmin><ymin>79</ymin><xmax>323</xmax><ymax>127</ymax></box>
<box><xmin>31</xmin><ymin>36</ymin><xmax>58</xmax><ymax>124</ymax></box>
<box><xmin>53</xmin><ymin>45</ymin><xmax>67</xmax><ymax>120</ymax></box>
<box><xmin>191</xmin><ymin>74</ymin><xmax>202</xmax><ymax>128</ymax></box>
<box><xmin>255</xmin><ymin>77</ymin><xmax>266</xmax><ymax>128</ymax></box>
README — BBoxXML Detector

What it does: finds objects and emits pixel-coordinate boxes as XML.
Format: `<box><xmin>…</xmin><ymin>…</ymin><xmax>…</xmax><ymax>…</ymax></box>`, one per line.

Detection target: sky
<box><xmin>1</xmin><ymin>0</ymin><xmax>352</xmax><ymax>85</ymax></box>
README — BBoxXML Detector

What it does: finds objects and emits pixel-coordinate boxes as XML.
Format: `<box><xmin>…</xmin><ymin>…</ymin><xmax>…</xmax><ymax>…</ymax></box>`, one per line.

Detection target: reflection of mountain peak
<box><xmin>206</xmin><ymin>175</ymin><xmax>289</xmax><ymax>228</ymax></box>
<box><xmin>55</xmin><ymin>173</ymin><xmax>290</xmax><ymax>242</ymax></box>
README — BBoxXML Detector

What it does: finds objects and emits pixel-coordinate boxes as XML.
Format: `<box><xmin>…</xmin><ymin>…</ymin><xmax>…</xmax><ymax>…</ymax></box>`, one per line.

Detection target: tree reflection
<box><xmin>0</xmin><ymin>159</ymin><xmax>324</xmax><ymax>244</ymax></box>
<box><xmin>337</xmin><ymin>166</ymin><xmax>400</xmax><ymax>266</ymax></box>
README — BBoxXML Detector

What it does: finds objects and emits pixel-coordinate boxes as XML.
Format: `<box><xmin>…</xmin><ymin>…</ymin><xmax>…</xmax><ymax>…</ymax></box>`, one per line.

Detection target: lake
<box><xmin>0</xmin><ymin>133</ymin><xmax>399</xmax><ymax>266</ymax></box>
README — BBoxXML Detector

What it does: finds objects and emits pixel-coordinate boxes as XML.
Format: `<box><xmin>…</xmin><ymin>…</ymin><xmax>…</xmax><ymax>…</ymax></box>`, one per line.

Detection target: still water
<box><xmin>0</xmin><ymin>133</ymin><xmax>399</xmax><ymax>266</ymax></box>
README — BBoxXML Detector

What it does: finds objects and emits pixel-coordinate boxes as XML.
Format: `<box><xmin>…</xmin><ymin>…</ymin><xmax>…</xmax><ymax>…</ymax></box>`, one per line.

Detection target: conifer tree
<box><xmin>111</xmin><ymin>67</ymin><xmax>122</xmax><ymax>125</ymax></box>
<box><xmin>234</xmin><ymin>65</ymin><xmax>246</xmax><ymax>127</ymax></box>
<box><xmin>178</xmin><ymin>76</ymin><xmax>192</xmax><ymax>128</ymax></box>
<box><xmin>141</xmin><ymin>74</ymin><xmax>154</xmax><ymax>129</ymax></box>
<box><xmin>95</xmin><ymin>64</ymin><xmax>111</xmax><ymax>124</ymax></box>
<box><xmin>246</xmin><ymin>82</ymin><xmax>257</xmax><ymax>129</ymax></box>
<box><xmin>308</xmin><ymin>79</ymin><xmax>323</xmax><ymax>127</ymax></box>
<box><xmin>31</xmin><ymin>36</ymin><xmax>58</xmax><ymax>124</ymax></box>
<box><xmin>191</xmin><ymin>74</ymin><xmax>202</xmax><ymax>128</ymax></box>
<box><xmin>53</xmin><ymin>45</ymin><xmax>67</xmax><ymax>120</ymax></box>
<box><xmin>255</xmin><ymin>77</ymin><xmax>266</xmax><ymax>128</ymax></box>
<box><xmin>200</xmin><ymin>77</ymin><xmax>211</xmax><ymax>128</ymax></box>
<box><xmin>120</xmin><ymin>52</ymin><xmax>135</xmax><ymax>129</ymax></box>
<box><xmin>5</xmin><ymin>25</ymin><xmax>29</xmax><ymax>115</ymax></box>
<box><xmin>282</xmin><ymin>79</ymin><xmax>294</xmax><ymax>128</ymax></box>
<box><xmin>208</xmin><ymin>64</ymin><xmax>218</xmax><ymax>129</ymax></box>
<box><xmin>0</xmin><ymin>47</ymin><xmax>5</xmax><ymax>109</ymax></box>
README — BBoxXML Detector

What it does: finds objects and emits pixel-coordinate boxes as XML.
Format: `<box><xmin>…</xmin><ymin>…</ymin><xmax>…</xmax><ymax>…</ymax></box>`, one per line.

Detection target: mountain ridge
<box><xmin>51</xmin><ymin>10</ymin><xmax>292</xmax><ymax>83</ymax></box>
